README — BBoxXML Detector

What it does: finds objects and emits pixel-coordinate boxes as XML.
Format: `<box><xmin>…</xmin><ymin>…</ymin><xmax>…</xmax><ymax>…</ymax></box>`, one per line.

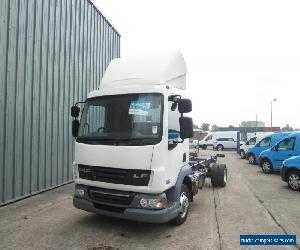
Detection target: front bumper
<box><xmin>280</xmin><ymin>165</ymin><xmax>288</xmax><ymax>182</ymax></box>
<box><xmin>73</xmin><ymin>185</ymin><xmax>180</xmax><ymax>223</ymax></box>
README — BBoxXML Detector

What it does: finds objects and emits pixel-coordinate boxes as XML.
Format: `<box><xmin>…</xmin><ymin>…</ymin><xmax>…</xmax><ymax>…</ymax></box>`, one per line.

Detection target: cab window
<box><xmin>205</xmin><ymin>135</ymin><xmax>212</xmax><ymax>141</ymax></box>
<box><xmin>277</xmin><ymin>137</ymin><xmax>295</xmax><ymax>151</ymax></box>
<box><xmin>258</xmin><ymin>137</ymin><xmax>271</xmax><ymax>147</ymax></box>
<box><xmin>248</xmin><ymin>137</ymin><xmax>256</xmax><ymax>145</ymax></box>
<box><xmin>168</xmin><ymin>101</ymin><xmax>180</xmax><ymax>141</ymax></box>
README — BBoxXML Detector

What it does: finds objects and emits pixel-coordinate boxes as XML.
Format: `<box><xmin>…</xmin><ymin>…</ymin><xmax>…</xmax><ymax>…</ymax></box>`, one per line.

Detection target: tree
<box><xmin>239</xmin><ymin>121</ymin><xmax>265</xmax><ymax>127</ymax></box>
<box><xmin>211</xmin><ymin>124</ymin><xmax>219</xmax><ymax>132</ymax></box>
<box><xmin>228</xmin><ymin>125</ymin><xmax>235</xmax><ymax>130</ymax></box>
<box><xmin>201</xmin><ymin>123</ymin><xmax>210</xmax><ymax>131</ymax></box>
<box><xmin>193</xmin><ymin>124</ymin><xmax>199</xmax><ymax>129</ymax></box>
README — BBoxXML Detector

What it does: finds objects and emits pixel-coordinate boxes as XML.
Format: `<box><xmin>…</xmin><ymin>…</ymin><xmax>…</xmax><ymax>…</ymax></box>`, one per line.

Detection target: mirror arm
<box><xmin>75</xmin><ymin>101</ymin><xmax>86</xmax><ymax>106</ymax></box>
<box><xmin>168</xmin><ymin>94</ymin><xmax>181</xmax><ymax>102</ymax></box>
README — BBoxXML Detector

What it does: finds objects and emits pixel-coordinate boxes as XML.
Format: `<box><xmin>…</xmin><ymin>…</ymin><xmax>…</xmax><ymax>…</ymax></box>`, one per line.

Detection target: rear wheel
<box><xmin>202</xmin><ymin>144</ymin><xmax>207</xmax><ymax>150</ymax></box>
<box><xmin>248</xmin><ymin>153</ymin><xmax>256</xmax><ymax>164</ymax></box>
<box><xmin>287</xmin><ymin>171</ymin><xmax>300</xmax><ymax>191</ymax></box>
<box><xmin>171</xmin><ymin>184</ymin><xmax>190</xmax><ymax>225</ymax></box>
<box><xmin>240</xmin><ymin>150</ymin><xmax>246</xmax><ymax>159</ymax></box>
<box><xmin>211</xmin><ymin>164</ymin><xmax>227</xmax><ymax>187</ymax></box>
<box><xmin>217</xmin><ymin>144</ymin><xmax>224</xmax><ymax>151</ymax></box>
<box><xmin>261</xmin><ymin>159</ymin><xmax>273</xmax><ymax>174</ymax></box>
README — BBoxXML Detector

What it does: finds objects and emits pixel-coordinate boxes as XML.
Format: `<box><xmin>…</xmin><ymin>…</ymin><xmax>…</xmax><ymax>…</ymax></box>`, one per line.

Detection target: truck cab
<box><xmin>247</xmin><ymin>132</ymin><xmax>292</xmax><ymax>165</ymax></box>
<box><xmin>259</xmin><ymin>132</ymin><xmax>300</xmax><ymax>174</ymax></box>
<box><xmin>71</xmin><ymin>51</ymin><xmax>201</xmax><ymax>224</ymax></box>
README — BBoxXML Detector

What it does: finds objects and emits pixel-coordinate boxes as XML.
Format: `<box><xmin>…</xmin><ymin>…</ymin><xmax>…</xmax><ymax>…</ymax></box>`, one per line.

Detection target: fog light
<box><xmin>139</xmin><ymin>197</ymin><xmax>167</xmax><ymax>209</ymax></box>
<box><xmin>75</xmin><ymin>188</ymin><xmax>85</xmax><ymax>197</ymax></box>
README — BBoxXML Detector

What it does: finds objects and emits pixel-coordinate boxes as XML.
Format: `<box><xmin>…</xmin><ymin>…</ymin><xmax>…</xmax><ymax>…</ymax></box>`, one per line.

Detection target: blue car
<box><xmin>258</xmin><ymin>132</ymin><xmax>300</xmax><ymax>174</ymax></box>
<box><xmin>247</xmin><ymin>132</ymin><xmax>292</xmax><ymax>165</ymax></box>
<box><xmin>280</xmin><ymin>155</ymin><xmax>300</xmax><ymax>191</ymax></box>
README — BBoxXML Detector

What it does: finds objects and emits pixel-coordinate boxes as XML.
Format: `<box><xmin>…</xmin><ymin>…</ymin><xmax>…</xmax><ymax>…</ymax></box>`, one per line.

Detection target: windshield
<box><xmin>77</xmin><ymin>93</ymin><xmax>163</xmax><ymax>145</ymax></box>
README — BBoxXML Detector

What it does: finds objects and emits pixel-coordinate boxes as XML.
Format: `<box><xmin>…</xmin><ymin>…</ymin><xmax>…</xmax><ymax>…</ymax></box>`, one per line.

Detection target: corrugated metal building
<box><xmin>0</xmin><ymin>0</ymin><xmax>120</xmax><ymax>205</ymax></box>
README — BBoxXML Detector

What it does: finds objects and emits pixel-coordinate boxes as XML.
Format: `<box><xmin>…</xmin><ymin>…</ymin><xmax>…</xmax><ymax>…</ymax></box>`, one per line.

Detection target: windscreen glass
<box><xmin>77</xmin><ymin>93</ymin><xmax>163</xmax><ymax>145</ymax></box>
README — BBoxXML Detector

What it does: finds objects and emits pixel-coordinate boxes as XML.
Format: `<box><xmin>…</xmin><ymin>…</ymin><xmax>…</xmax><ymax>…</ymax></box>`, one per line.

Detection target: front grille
<box><xmin>78</xmin><ymin>164</ymin><xmax>151</xmax><ymax>186</ymax></box>
<box><xmin>89</xmin><ymin>188</ymin><xmax>134</xmax><ymax>206</ymax></box>
<box><xmin>93</xmin><ymin>203</ymin><xmax>126</xmax><ymax>213</ymax></box>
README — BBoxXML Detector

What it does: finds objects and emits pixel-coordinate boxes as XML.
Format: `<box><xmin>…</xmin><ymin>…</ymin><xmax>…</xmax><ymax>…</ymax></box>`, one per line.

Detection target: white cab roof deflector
<box><xmin>99</xmin><ymin>50</ymin><xmax>187</xmax><ymax>90</ymax></box>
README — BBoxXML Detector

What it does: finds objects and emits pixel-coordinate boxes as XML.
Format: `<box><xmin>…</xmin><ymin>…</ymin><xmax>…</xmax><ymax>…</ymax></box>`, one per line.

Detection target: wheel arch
<box><xmin>286</xmin><ymin>167</ymin><xmax>300</xmax><ymax>175</ymax></box>
<box><xmin>165</xmin><ymin>164</ymin><xmax>193</xmax><ymax>204</ymax></box>
<box><xmin>183</xmin><ymin>176</ymin><xmax>193</xmax><ymax>202</ymax></box>
<box><xmin>259</xmin><ymin>157</ymin><xmax>271</xmax><ymax>167</ymax></box>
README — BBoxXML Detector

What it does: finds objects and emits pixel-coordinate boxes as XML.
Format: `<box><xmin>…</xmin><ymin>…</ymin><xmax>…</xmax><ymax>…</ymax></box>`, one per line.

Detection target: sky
<box><xmin>94</xmin><ymin>0</ymin><xmax>300</xmax><ymax>129</ymax></box>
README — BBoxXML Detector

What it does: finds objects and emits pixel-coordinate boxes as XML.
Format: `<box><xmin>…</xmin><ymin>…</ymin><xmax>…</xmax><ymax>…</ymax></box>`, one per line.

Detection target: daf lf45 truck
<box><xmin>70</xmin><ymin>51</ymin><xmax>226</xmax><ymax>225</ymax></box>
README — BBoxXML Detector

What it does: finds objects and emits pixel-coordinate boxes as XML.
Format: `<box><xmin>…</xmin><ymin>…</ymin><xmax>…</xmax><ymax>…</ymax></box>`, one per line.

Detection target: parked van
<box><xmin>247</xmin><ymin>132</ymin><xmax>292</xmax><ymax>164</ymax></box>
<box><xmin>198</xmin><ymin>131</ymin><xmax>240</xmax><ymax>149</ymax></box>
<box><xmin>213</xmin><ymin>137</ymin><xmax>237</xmax><ymax>151</ymax></box>
<box><xmin>258</xmin><ymin>132</ymin><xmax>300</xmax><ymax>174</ymax></box>
<box><xmin>280</xmin><ymin>155</ymin><xmax>300</xmax><ymax>191</ymax></box>
<box><xmin>239</xmin><ymin>133</ymin><xmax>272</xmax><ymax>159</ymax></box>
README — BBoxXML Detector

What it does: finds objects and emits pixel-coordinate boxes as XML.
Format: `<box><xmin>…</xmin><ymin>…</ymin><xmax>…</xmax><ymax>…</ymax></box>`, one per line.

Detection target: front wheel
<box><xmin>287</xmin><ymin>171</ymin><xmax>300</xmax><ymax>191</ymax></box>
<box><xmin>240</xmin><ymin>150</ymin><xmax>246</xmax><ymax>159</ymax></box>
<box><xmin>261</xmin><ymin>159</ymin><xmax>273</xmax><ymax>174</ymax></box>
<box><xmin>171</xmin><ymin>184</ymin><xmax>190</xmax><ymax>225</ymax></box>
<box><xmin>217</xmin><ymin>144</ymin><xmax>224</xmax><ymax>151</ymax></box>
<box><xmin>248</xmin><ymin>153</ymin><xmax>256</xmax><ymax>164</ymax></box>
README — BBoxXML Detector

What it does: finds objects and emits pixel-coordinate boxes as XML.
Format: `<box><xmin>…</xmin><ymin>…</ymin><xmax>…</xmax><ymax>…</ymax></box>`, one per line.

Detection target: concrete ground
<box><xmin>0</xmin><ymin>150</ymin><xmax>299</xmax><ymax>250</ymax></box>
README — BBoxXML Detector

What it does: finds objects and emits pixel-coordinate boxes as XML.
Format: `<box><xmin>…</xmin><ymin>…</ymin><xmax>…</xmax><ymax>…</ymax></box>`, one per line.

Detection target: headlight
<box><xmin>140</xmin><ymin>196</ymin><xmax>167</xmax><ymax>209</ymax></box>
<box><xmin>75</xmin><ymin>187</ymin><xmax>85</xmax><ymax>197</ymax></box>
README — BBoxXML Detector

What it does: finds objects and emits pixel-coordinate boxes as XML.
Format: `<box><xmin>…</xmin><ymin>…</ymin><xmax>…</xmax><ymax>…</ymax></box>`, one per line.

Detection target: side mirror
<box><xmin>179</xmin><ymin>117</ymin><xmax>193</xmax><ymax>139</ymax></box>
<box><xmin>71</xmin><ymin>105</ymin><xmax>80</xmax><ymax>118</ymax></box>
<box><xmin>273</xmin><ymin>144</ymin><xmax>279</xmax><ymax>151</ymax></box>
<box><xmin>72</xmin><ymin>120</ymin><xmax>80</xmax><ymax>137</ymax></box>
<box><xmin>178</xmin><ymin>99</ymin><xmax>192</xmax><ymax>113</ymax></box>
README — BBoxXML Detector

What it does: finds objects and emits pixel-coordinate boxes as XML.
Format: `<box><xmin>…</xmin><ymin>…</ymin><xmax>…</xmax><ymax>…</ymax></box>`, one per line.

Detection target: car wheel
<box><xmin>217</xmin><ymin>144</ymin><xmax>224</xmax><ymax>151</ymax></box>
<box><xmin>202</xmin><ymin>145</ymin><xmax>207</xmax><ymax>150</ymax></box>
<box><xmin>248</xmin><ymin>154</ymin><xmax>256</xmax><ymax>164</ymax></box>
<box><xmin>240</xmin><ymin>150</ymin><xmax>246</xmax><ymax>159</ymax></box>
<box><xmin>171</xmin><ymin>184</ymin><xmax>190</xmax><ymax>225</ymax></box>
<box><xmin>261</xmin><ymin>159</ymin><xmax>273</xmax><ymax>174</ymax></box>
<box><xmin>287</xmin><ymin>171</ymin><xmax>300</xmax><ymax>191</ymax></box>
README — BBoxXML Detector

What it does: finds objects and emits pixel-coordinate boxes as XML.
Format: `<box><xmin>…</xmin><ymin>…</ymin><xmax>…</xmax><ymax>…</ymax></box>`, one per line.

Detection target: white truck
<box><xmin>70</xmin><ymin>51</ymin><xmax>227</xmax><ymax>225</ymax></box>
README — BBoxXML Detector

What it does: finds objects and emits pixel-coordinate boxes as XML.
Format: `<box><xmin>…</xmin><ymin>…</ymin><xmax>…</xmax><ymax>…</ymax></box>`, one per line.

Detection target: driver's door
<box><xmin>167</xmin><ymin>99</ymin><xmax>186</xmax><ymax>177</ymax></box>
<box><xmin>272</xmin><ymin>137</ymin><xmax>296</xmax><ymax>170</ymax></box>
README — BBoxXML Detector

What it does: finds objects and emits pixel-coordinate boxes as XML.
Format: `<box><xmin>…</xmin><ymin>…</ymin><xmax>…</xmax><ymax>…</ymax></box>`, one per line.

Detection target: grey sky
<box><xmin>95</xmin><ymin>0</ymin><xmax>300</xmax><ymax>129</ymax></box>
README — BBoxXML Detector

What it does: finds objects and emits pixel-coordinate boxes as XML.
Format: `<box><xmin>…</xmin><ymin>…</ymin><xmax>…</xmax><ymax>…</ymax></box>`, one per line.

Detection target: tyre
<box><xmin>171</xmin><ymin>184</ymin><xmax>190</xmax><ymax>225</ymax></box>
<box><xmin>248</xmin><ymin>153</ymin><xmax>256</xmax><ymax>164</ymax></box>
<box><xmin>217</xmin><ymin>144</ymin><xmax>224</xmax><ymax>151</ymax></box>
<box><xmin>287</xmin><ymin>171</ymin><xmax>300</xmax><ymax>191</ymax></box>
<box><xmin>240</xmin><ymin>150</ymin><xmax>246</xmax><ymax>159</ymax></box>
<box><xmin>211</xmin><ymin>164</ymin><xmax>227</xmax><ymax>187</ymax></box>
<box><xmin>261</xmin><ymin>159</ymin><xmax>273</xmax><ymax>174</ymax></box>
<box><xmin>202</xmin><ymin>144</ymin><xmax>207</xmax><ymax>150</ymax></box>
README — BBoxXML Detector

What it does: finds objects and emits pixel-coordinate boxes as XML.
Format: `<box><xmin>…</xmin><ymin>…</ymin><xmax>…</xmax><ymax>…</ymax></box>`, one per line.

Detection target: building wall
<box><xmin>0</xmin><ymin>0</ymin><xmax>120</xmax><ymax>205</ymax></box>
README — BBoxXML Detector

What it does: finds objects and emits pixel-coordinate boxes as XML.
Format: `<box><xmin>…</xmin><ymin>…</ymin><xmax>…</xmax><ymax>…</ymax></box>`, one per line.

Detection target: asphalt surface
<box><xmin>0</xmin><ymin>150</ymin><xmax>299</xmax><ymax>250</ymax></box>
